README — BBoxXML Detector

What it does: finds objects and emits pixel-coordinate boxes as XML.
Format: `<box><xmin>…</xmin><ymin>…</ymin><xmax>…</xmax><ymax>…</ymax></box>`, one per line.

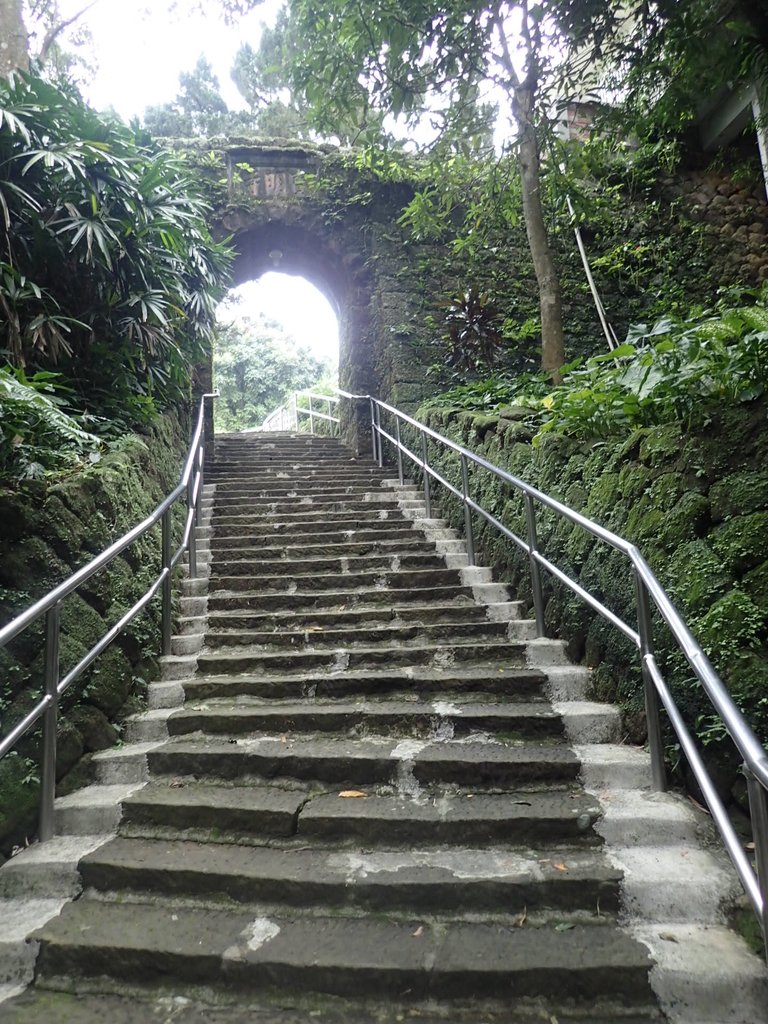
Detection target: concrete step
<box><xmin>206</xmin><ymin>583</ymin><xmax>476</xmax><ymax>612</ymax></box>
<box><xmin>80</xmin><ymin>836</ymin><xmax>619</xmax><ymax>913</ymax></box>
<box><xmin>207</xmin><ymin>567</ymin><xmax>466</xmax><ymax>594</ymax></box>
<box><xmin>202</xmin><ymin>601</ymin><xmax>502</xmax><ymax>631</ymax></box>
<box><xmin>145</xmin><ymin>735</ymin><xmax>581</xmax><ymax>788</ymax></box>
<box><xmin>32</xmin><ymin>900</ymin><xmax>656</xmax><ymax>1007</ymax></box>
<box><xmin>208</xmin><ymin>551</ymin><xmax>447</xmax><ymax>577</ymax></box>
<box><xmin>166</xmin><ymin>698</ymin><xmax>565</xmax><ymax>739</ymax></box>
<box><xmin>212</xmin><ymin>518</ymin><xmax>426</xmax><ymax>539</ymax></box>
<box><xmin>183</xmin><ymin>665</ymin><xmax>549</xmax><ymax>702</ymax></box>
<box><xmin>210</xmin><ymin>534</ymin><xmax>435</xmax><ymax>556</ymax></box>
<box><xmin>194</xmin><ymin>638</ymin><xmax>528</xmax><ymax>676</ymax></box>
<box><xmin>200</xmin><ymin>618</ymin><xmax>515</xmax><ymax>651</ymax></box>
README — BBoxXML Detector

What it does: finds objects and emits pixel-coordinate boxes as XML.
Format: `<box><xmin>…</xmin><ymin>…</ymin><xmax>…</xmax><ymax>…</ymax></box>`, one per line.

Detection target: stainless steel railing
<box><xmin>353</xmin><ymin>392</ymin><xmax>768</xmax><ymax>946</ymax></box>
<box><xmin>261</xmin><ymin>390</ymin><xmax>340</xmax><ymax>434</ymax></box>
<box><xmin>0</xmin><ymin>392</ymin><xmax>216</xmax><ymax>841</ymax></box>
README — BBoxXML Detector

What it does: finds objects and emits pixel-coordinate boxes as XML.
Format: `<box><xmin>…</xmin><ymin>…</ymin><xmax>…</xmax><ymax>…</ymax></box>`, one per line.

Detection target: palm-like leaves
<box><xmin>0</xmin><ymin>71</ymin><xmax>232</xmax><ymax>416</ymax></box>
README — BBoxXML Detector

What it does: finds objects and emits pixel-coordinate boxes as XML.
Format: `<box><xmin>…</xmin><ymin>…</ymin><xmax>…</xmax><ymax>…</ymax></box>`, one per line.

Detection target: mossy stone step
<box><xmin>202</xmin><ymin>619</ymin><xmax>509</xmax><ymax>651</ymax></box>
<box><xmin>204</xmin><ymin>601</ymin><xmax>493</xmax><ymax>632</ymax></box>
<box><xmin>183</xmin><ymin>666</ymin><xmax>548</xmax><ymax>702</ymax></box>
<box><xmin>146</xmin><ymin>736</ymin><xmax>580</xmax><ymax>787</ymax></box>
<box><xmin>207</xmin><ymin>568</ymin><xmax>465</xmax><ymax>595</ymax></box>
<box><xmin>211</xmin><ymin>520</ymin><xmax>422</xmax><ymax>539</ymax></box>
<box><xmin>33</xmin><ymin>901</ymin><xmax>655</xmax><ymax>1006</ymax></box>
<box><xmin>195</xmin><ymin>639</ymin><xmax>527</xmax><ymax>676</ymax></box>
<box><xmin>209</xmin><ymin>552</ymin><xmax>446</xmax><ymax>577</ymax></box>
<box><xmin>166</xmin><ymin>698</ymin><xmax>563</xmax><ymax>739</ymax></box>
<box><xmin>209</xmin><ymin>538</ymin><xmax>438</xmax><ymax>559</ymax></box>
<box><xmin>80</xmin><ymin>836</ymin><xmax>619</xmax><ymax>913</ymax></box>
<box><xmin>205</xmin><ymin>584</ymin><xmax>475</xmax><ymax>613</ymax></box>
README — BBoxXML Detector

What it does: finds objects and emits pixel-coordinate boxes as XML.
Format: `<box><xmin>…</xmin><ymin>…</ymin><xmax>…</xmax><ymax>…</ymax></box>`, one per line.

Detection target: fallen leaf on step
<box><xmin>659</xmin><ymin>931</ymin><xmax>679</xmax><ymax>943</ymax></box>
<box><xmin>280</xmin><ymin>734</ymin><xmax>288</xmax><ymax>744</ymax></box>
<box><xmin>511</xmin><ymin>908</ymin><xmax>527</xmax><ymax>927</ymax></box>
<box><xmin>554</xmin><ymin>922</ymin><xmax>574</xmax><ymax>932</ymax></box>
<box><xmin>169</xmin><ymin>778</ymin><xmax>184</xmax><ymax>788</ymax></box>
<box><xmin>338</xmin><ymin>790</ymin><xmax>367</xmax><ymax>798</ymax></box>
<box><xmin>687</xmin><ymin>794</ymin><xmax>710</xmax><ymax>815</ymax></box>
<box><xmin>552</xmin><ymin>862</ymin><xmax>568</xmax><ymax>872</ymax></box>
<box><xmin>412</xmin><ymin>925</ymin><xmax>424</xmax><ymax>938</ymax></box>
<box><xmin>744</xmin><ymin>841</ymin><xmax>756</xmax><ymax>850</ymax></box>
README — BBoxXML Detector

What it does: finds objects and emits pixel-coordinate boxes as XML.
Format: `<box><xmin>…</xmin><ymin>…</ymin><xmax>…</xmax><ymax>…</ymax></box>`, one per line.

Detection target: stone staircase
<box><xmin>1</xmin><ymin>431</ymin><xmax>766</xmax><ymax>1023</ymax></box>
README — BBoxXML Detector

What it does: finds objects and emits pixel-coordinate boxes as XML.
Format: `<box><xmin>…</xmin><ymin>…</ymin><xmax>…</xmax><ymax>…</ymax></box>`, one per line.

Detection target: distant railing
<box><xmin>261</xmin><ymin>390</ymin><xmax>340</xmax><ymax>434</ymax></box>
<box><xmin>0</xmin><ymin>392</ymin><xmax>216</xmax><ymax>842</ymax></box>
<box><xmin>259</xmin><ymin>386</ymin><xmax>768</xmax><ymax>949</ymax></box>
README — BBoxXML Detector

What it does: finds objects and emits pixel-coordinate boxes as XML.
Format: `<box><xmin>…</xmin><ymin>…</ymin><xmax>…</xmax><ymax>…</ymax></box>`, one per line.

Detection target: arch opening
<box><xmin>213</xmin><ymin>273</ymin><xmax>339</xmax><ymax>433</ymax></box>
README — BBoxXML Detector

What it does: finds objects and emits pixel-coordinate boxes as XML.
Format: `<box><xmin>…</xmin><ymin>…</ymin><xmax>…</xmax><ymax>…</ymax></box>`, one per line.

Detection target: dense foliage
<box><xmin>214</xmin><ymin>317</ymin><xmax>329</xmax><ymax>432</ymax></box>
<box><xmin>425</xmin><ymin>289</ymin><xmax>768</xmax><ymax>439</ymax></box>
<box><xmin>0</xmin><ymin>72</ymin><xmax>232</xmax><ymax>478</ymax></box>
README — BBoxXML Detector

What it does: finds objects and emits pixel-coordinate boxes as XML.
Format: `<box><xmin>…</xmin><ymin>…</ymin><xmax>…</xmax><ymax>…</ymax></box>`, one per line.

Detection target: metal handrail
<box><xmin>347</xmin><ymin>391</ymin><xmax>768</xmax><ymax>946</ymax></box>
<box><xmin>261</xmin><ymin>390</ymin><xmax>340</xmax><ymax>434</ymax></box>
<box><xmin>0</xmin><ymin>392</ymin><xmax>217</xmax><ymax>841</ymax></box>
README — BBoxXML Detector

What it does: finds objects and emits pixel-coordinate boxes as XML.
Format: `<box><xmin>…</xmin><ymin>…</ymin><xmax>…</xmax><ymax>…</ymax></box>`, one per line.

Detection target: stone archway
<box><xmin>208</xmin><ymin>145</ymin><xmax>391</xmax><ymax>449</ymax></box>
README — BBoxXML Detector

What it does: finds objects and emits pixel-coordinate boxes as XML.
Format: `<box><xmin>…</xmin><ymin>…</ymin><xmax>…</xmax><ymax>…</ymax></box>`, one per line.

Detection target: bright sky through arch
<box><xmin>217</xmin><ymin>276</ymin><xmax>339</xmax><ymax>368</ymax></box>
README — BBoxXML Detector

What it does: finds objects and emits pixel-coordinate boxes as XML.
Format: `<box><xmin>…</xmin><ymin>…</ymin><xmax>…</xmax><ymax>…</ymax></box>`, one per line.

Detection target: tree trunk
<box><xmin>515</xmin><ymin>87</ymin><xmax>565</xmax><ymax>382</ymax></box>
<box><xmin>0</xmin><ymin>0</ymin><xmax>28</xmax><ymax>78</ymax></box>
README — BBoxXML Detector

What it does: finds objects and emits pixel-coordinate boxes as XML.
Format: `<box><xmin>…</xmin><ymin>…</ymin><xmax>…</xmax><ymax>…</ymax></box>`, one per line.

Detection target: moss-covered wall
<box><xmin>0</xmin><ymin>413</ymin><xmax>187</xmax><ymax>857</ymax></box>
<box><xmin>189</xmin><ymin>141</ymin><xmax>768</xmax><ymax>420</ymax></box>
<box><xmin>419</xmin><ymin>398</ymin><xmax>768</xmax><ymax>808</ymax></box>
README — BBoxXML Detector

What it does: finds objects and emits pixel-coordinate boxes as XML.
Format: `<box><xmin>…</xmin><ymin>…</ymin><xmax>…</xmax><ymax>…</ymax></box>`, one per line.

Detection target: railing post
<box><xmin>187</xmin><ymin>474</ymin><xmax>197</xmax><ymax>580</ymax></box>
<box><xmin>375</xmin><ymin>404</ymin><xmax>384</xmax><ymax>468</ymax></box>
<box><xmin>292</xmin><ymin>392</ymin><xmax>298</xmax><ymax>432</ymax></box>
<box><xmin>635</xmin><ymin>572</ymin><xmax>667</xmax><ymax>791</ymax></box>
<box><xmin>308</xmin><ymin>394</ymin><xmax>315</xmax><ymax>435</ymax></box>
<box><xmin>395</xmin><ymin>419</ymin><xmax>404</xmax><ymax>485</ymax></box>
<box><xmin>420</xmin><ymin>431</ymin><xmax>432</xmax><ymax>519</ymax></box>
<box><xmin>744</xmin><ymin>768</ymin><xmax>768</xmax><ymax>955</ymax></box>
<box><xmin>369</xmin><ymin>399</ymin><xmax>378</xmax><ymax>462</ymax></box>
<box><xmin>39</xmin><ymin>601</ymin><xmax>61</xmax><ymax>842</ymax></box>
<box><xmin>461</xmin><ymin>454</ymin><xmax>475</xmax><ymax>566</ymax></box>
<box><xmin>161</xmin><ymin>508</ymin><xmax>172</xmax><ymax>657</ymax></box>
<box><xmin>524</xmin><ymin>494</ymin><xmax>545</xmax><ymax>638</ymax></box>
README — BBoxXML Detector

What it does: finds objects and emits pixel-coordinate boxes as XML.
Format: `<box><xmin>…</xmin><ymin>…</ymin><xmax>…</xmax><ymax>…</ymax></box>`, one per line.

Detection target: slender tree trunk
<box><xmin>0</xmin><ymin>0</ymin><xmax>28</xmax><ymax>78</ymax></box>
<box><xmin>493</xmin><ymin>6</ymin><xmax>565</xmax><ymax>382</ymax></box>
<box><xmin>515</xmin><ymin>87</ymin><xmax>565</xmax><ymax>382</ymax></box>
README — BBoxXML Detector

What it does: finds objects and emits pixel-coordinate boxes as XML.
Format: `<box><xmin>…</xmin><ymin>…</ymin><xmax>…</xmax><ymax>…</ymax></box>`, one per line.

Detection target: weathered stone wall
<box><xmin>0</xmin><ymin>413</ymin><xmax>187</xmax><ymax>856</ymax></box>
<box><xmin>419</xmin><ymin>398</ymin><xmax>768</xmax><ymax>809</ymax></box>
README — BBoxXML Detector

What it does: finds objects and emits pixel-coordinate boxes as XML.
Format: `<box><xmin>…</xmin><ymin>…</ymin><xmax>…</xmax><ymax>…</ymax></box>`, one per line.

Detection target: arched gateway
<box><xmin>201</xmin><ymin>142</ymin><xmax>432</xmax><ymax>447</ymax></box>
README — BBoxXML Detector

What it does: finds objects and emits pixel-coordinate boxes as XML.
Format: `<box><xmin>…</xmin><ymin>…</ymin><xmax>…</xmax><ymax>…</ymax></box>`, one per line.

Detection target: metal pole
<box><xmin>744</xmin><ymin>767</ymin><xmax>768</xmax><ymax>955</ymax></box>
<box><xmin>39</xmin><ymin>601</ymin><xmax>61</xmax><ymax>842</ymax></box>
<box><xmin>308</xmin><ymin>394</ymin><xmax>315</xmax><ymax>435</ymax></box>
<box><xmin>292</xmin><ymin>392</ymin><xmax>298</xmax><ymax>432</ymax></box>
<box><xmin>395</xmin><ymin>419</ymin><xmax>404</xmax><ymax>485</ymax></box>
<box><xmin>461</xmin><ymin>454</ymin><xmax>475</xmax><ymax>566</ymax></box>
<box><xmin>420</xmin><ymin>431</ymin><xmax>432</xmax><ymax>519</ymax></box>
<box><xmin>524</xmin><ymin>494</ymin><xmax>545</xmax><ymax>637</ymax></box>
<box><xmin>187</xmin><ymin>475</ymin><xmax>197</xmax><ymax>580</ymax></box>
<box><xmin>161</xmin><ymin>508</ymin><xmax>172</xmax><ymax>657</ymax></box>
<box><xmin>369</xmin><ymin>399</ymin><xmax>378</xmax><ymax>462</ymax></box>
<box><xmin>375</xmin><ymin>404</ymin><xmax>384</xmax><ymax>468</ymax></box>
<box><xmin>635</xmin><ymin>572</ymin><xmax>667</xmax><ymax>791</ymax></box>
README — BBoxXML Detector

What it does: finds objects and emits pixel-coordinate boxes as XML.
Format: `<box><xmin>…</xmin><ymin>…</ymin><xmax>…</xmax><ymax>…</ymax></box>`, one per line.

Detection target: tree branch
<box><xmin>37</xmin><ymin>0</ymin><xmax>102</xmax><ymax>65</ymax></box>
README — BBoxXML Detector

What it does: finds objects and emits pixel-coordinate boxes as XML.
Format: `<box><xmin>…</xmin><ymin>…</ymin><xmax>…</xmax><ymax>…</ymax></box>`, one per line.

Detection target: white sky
<box><xmin>44</xmin><ymin>0</ymin><xmax>340</xmax><ymax>365</ymax></box>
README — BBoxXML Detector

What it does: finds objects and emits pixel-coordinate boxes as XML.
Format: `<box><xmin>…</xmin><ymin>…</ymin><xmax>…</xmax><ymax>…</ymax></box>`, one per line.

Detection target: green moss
<box><xmin>709</xmin><ymin>470</ymin><xmax>768</xmax><ymax>523</ymax></box>
<box><xmin>710</xmin><ymin>513</ymin><xmax>768</xmax><ymax>575</ymax></box>
<box><xmin>666</xmin><ymin>541</ymin><xmax>734</xmax><ymax>612</ymax></box>
<box><xmin>742</xmin><ymin>560</ymin><xmax>768</xmax><ymax>614</ymax></box>
<box><xmin>693</xmin><ymin>589</ymin><xmax>765</xmax><ymax>665</ymax></box>
<box><xmin>639</xmin><ymin>423</ymin><xmax>683</xmax><ymax>466</ymax></box>
<box><xmin>0</xmin><ymin>752</ymin><xmax>40</xmax><ymax>854</ymax></box>
<box><xmin>658</xmin><ymin>492</ymin><xmax>710</xmax><ymax>549</ymax></box>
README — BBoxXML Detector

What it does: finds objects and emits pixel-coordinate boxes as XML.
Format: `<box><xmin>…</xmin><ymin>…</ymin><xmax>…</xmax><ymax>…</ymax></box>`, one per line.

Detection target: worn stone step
<box><xmin>210</xmin><ymin>535</ymin><xmax>433</xmax><ymax>557</ymax></box>
<box><xmin>33</xmin><ymin>900</ymin><xmax>655</xmax><ymax>1005</ymax></box>
<box><xmin>211</xmin><ymin>509</ymin><xmax>420</xmax><ymax>531</ymax></box>
<box><xmin>212</xmin><ymin>519</ymin><xmax>425</xmax><ymax>540</ymax></box>
<box><xmin>206</xmin><ymin>584</ymin><xmax>475</xmax><ymax>612</ymax></box>
<box><xmin>119</xmin><ymin>783</ymin><xmax>308</xmax><ymax>837</ymax></box>
<box><xmin>80</xmin><ymin>837</ymin><xmax>619</xmax><ymax>913</ymax></box>
<box><xmin>208</xmin><ymin>567</ymin><xmax>464</xmax><ymax>595</ymax></box>
<box><xmin>146</xmin><ymin>735</ymin><xmax>580</xmax><ymax>787</ymax></box>
<box><xmin>209</xmin><ymin>552</ymin><xmax>446</xmax><ymax>578</ymax></box>
<box><xmin>213</xmin><ymin>499</ymin><xmax>413</xmax><ymax>521</ymax></box>
<box><xmin>167</xmin><ymin>698</ymin><xmax>564</xmax><ymax>739</ymax></box>
<box><xmin>195</xmin><ymin>638</ymin><xmax>527</xmax><ymax>676</ymax></box>
<box><xmin>0</xmin><ymin>989</ymin><xmax>667</xmax><ymax>1024</ymax></box>
<box><xmin>203</xmin><ymin>602</ymin><xmax>495</xmax><ymax>632</ymax></box>
<box><xmin>202</xmin><ymin>619</ymin><xmax>510</xmax><ymax>651</ymax></box>
<box><xmin>183</xmin><ymin>666</ymin><xmax>548</xmax><ymax>702</ymax></box>
<box><xmin>213</xmin><ymin>484</ymin><xmax>400</xmax><ymax>501</ymax></box>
